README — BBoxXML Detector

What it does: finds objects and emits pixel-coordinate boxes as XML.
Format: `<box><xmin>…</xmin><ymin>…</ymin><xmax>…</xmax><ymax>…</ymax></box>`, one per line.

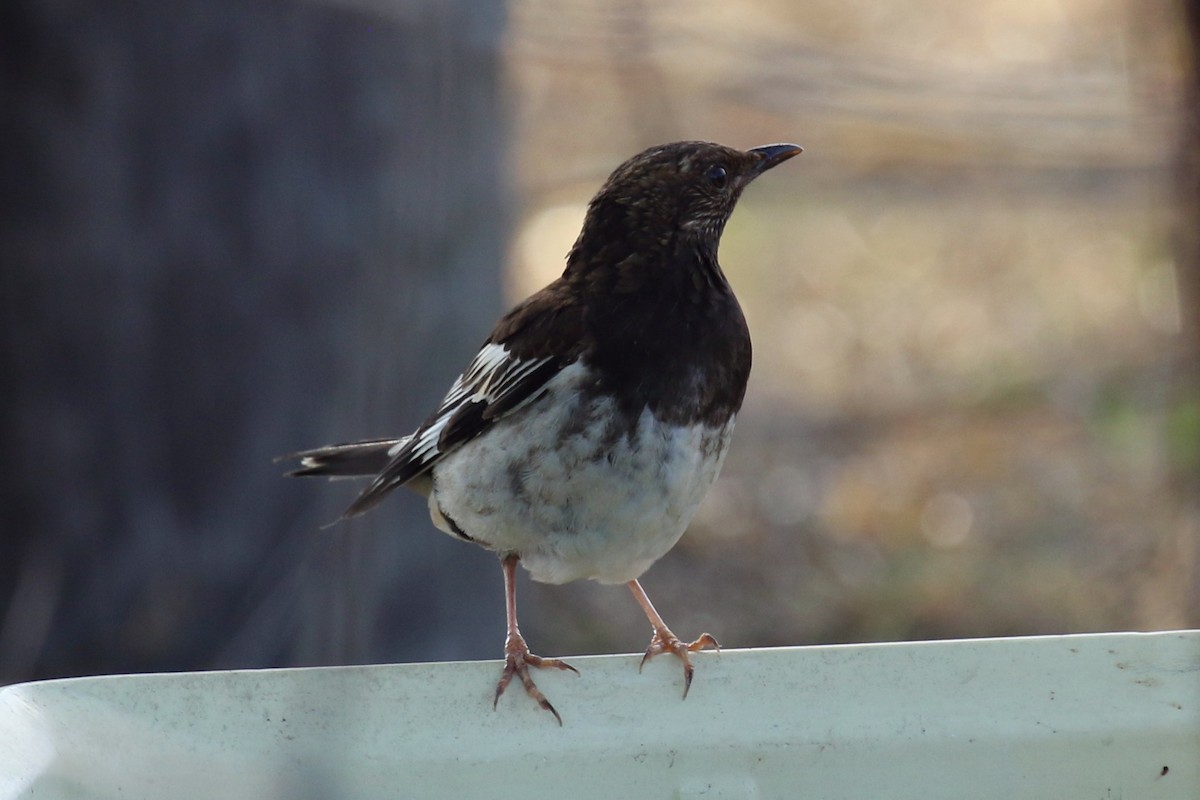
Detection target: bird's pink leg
<box><xmin>493</xmin><ymin>553</ymin><xmax>578</xmax><ymax>725</ymax></box>
<box><xmin>627</xmin><ymin>579</ymin><xmax>719</xmax><ymax>698</ymax></box>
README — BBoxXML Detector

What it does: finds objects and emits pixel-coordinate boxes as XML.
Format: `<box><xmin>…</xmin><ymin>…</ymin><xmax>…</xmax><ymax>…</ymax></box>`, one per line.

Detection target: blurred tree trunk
<box><xmin>0</xmin><ymin>0</ymin><xmax>508</xmax><ymax>683</ymax></box>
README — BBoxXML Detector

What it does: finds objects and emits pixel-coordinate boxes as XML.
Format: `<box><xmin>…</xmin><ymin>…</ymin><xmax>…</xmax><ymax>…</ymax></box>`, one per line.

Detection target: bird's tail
<box><xmin>279</xmin><ymin>437</ymin><xmax>409</xmax><ymax>479</ymax></box>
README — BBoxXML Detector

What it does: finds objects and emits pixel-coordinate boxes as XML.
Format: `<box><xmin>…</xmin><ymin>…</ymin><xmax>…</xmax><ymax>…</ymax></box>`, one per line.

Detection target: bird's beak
<box><xmin>748</xmin><ymin>143</ymin><xmax>803</xmax><ymax>173</ymax></box>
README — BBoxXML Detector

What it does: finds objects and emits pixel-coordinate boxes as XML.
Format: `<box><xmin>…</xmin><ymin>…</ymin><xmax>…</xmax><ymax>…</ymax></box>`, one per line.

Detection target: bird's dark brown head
<box><xmin>564</xmin><ymin>140</ymin><xmax>802</xmax><ymax>286</ymax></box>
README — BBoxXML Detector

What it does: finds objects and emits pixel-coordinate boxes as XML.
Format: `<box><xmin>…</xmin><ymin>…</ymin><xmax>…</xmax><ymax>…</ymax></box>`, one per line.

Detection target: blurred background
<box><xmin>2</xmin><ymin>0</ymin><xmax>1197</xmax><ymax>685</ymax></box>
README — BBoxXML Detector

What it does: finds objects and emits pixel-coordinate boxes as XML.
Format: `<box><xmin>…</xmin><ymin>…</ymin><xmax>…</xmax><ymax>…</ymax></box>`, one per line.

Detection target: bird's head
<box><xmin>565</xmin><ymin>140</ymin><xmax>802</xmax><ymax>283</ymax></box>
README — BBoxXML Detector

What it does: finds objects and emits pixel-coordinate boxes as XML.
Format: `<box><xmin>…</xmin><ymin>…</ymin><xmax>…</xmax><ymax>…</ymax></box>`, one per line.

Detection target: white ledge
<box><xmin>1</xmin><ymin>630</ymin><xmax>1197</xmax><ymax>799</ymax></box>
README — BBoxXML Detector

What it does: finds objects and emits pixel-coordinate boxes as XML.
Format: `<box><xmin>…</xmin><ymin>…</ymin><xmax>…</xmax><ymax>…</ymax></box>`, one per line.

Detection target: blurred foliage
<box><xmin>505</xmin><ymin>0</ymin><xmax>1198</xmax><ymax>652</ymax></box>
<box><xmin>1169</xmin><ymin>399</ymin><xmax>1200</xmax><ymax>473</ymax></box>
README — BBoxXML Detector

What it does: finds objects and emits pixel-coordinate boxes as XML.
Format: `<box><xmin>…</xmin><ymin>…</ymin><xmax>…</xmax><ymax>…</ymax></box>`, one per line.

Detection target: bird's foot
<box><xmin>639</xmin><ymin>628</ymin><xmax>720</xmax><ymax>699</ymax></box>
<box><xmin>494</xmin><ymin>631</ymin><xmax>578</xmax><ymax>725</ymax></box>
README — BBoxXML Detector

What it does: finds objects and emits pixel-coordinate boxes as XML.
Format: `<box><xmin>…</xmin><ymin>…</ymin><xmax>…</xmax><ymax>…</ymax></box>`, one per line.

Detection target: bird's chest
<box><xmin>428</xmin><ymin>363</ymin><xmax>734</xmax><ymax>584</ymax></box>
<box><xmin>587</xmin><ymin>287</ymin><xmax>751</xmax><ymax>427</ymax></box>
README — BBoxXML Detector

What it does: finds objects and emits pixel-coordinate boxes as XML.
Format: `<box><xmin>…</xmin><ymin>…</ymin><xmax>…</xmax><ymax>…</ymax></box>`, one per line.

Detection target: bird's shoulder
<box><xmin>489</xmin><ymin>278</ymin><xmax>589</xmax><ymax>361</ymax></box>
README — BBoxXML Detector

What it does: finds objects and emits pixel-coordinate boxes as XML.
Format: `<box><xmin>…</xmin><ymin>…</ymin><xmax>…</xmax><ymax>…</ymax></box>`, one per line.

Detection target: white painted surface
<box><xmin>1</xmin><ymin>631</ymin><xmax>1197</xmax><ymax>799</ymax></box>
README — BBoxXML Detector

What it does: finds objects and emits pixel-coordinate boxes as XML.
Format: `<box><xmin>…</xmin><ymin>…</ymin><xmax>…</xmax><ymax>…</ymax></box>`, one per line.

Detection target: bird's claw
<box><xmin>639</xmin><ymin>628</ymin><xmax>720</xmax><ymax>698</ymax></box>
<box><xmin>494</xmin><ymin>633</ymin><xmax>578</xmax><ymax>725</ymax></box>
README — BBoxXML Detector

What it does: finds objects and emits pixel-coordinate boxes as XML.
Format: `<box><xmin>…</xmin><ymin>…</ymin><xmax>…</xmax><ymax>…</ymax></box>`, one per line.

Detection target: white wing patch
<box><xmin>342</xmin><ymin>342</ymin><xmax>566</xmax><ymax>518</ymax></box>
<box><xmin>385</xmin><ymin>435</ymin><xmax>414</xmax><ymax>458</ymax></box>
<box><xmin>406</xmin><ymin>343</ymin><xmax>553</xmax><ymax>468</ymax></box>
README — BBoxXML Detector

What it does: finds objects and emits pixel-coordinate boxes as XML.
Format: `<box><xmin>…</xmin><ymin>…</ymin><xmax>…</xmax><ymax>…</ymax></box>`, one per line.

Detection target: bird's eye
<box><xmin>706</xmin><ymin>165</ymin><xmax>728</xmax><ymax>189</ymax></box>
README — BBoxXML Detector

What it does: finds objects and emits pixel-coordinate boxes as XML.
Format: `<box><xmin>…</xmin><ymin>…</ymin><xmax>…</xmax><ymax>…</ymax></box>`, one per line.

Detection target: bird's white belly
<box><xmin>427</xmin><ymin>363</ymin><xmax>734</xmax><ymax>585</ymax></box>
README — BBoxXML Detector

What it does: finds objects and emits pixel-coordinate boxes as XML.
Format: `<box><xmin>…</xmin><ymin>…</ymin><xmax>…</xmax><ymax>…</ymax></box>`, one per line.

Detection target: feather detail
<box><xmin>341</xmin><ymin>343</ymin><xmax>571</xmax><ymax>518</ymax></box>
<box><xmin>281</xmin><ymin>438</ymin><xmax>408</xmax><ymax>478</ymax></box>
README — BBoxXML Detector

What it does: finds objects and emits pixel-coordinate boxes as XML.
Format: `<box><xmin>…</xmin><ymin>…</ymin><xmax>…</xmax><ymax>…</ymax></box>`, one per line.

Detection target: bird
<box><xmin>283</xmin><ymin>140</ymin><xmax>802</xmax><ymax>724</ymax></box>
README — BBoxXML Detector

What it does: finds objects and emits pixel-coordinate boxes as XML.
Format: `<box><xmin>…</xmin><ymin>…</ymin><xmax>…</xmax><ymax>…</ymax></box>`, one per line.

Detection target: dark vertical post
<box><xmin>0</xmin><ymin>0</ymin><xmax>508</xmax><ymax>683</ymax></box>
